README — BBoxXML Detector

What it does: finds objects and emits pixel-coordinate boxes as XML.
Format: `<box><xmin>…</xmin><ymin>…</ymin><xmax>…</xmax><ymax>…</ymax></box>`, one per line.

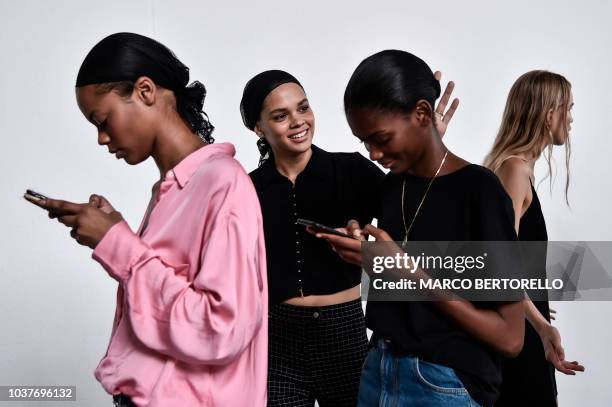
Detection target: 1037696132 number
<box><xmin>0</xmin><ymin>386</ymin><xmax>76</xmax><ymax>401</ymax></box>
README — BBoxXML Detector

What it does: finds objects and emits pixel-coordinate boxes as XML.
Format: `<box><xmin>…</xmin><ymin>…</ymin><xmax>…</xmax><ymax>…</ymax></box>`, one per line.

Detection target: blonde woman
<box><xmin>484</xmin><ymin>70</ymin><xmax>584</xmax><ymax>406</ymax></box>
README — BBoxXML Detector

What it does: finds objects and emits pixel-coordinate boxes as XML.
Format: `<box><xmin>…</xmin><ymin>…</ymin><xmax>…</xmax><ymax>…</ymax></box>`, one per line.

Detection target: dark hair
<box><xmin>240</xmin><ymin>70</ymin><xmax>303</xmax><ymax>165</ymax></box>
<box><xmin>344</xmin><ymin>50</ymin><xmax>441</xmax><ymax>122</ymax></box>
<box><xmin>76</xmin><ymin>32</ymin><xmax>214</xmax><ymax>143</ymax></box>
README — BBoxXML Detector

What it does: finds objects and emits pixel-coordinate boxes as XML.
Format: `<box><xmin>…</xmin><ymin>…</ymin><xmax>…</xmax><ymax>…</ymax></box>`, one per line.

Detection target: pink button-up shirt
<box><xmin>92</xmin><ymin>143</ymin><xmax>268</xmax><ymax>406</ymax></box>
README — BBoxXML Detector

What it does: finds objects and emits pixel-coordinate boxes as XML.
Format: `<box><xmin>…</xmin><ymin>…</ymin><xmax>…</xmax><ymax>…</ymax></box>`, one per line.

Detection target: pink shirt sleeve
<box><xmin>92</xmin><ymin>171</ymin><xmax>265</xmax><ymax>366</ymax></box>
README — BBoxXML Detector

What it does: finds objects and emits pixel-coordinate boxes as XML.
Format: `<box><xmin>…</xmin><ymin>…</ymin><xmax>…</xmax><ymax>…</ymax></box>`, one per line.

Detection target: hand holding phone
<box><xmin>23</xmin><ymin>188</ymin><xmax>123</xmax><ymax>248</ymax></box>
<box><xmin>296</xmin><ymin>218</ymin><xmax>358</xmax><ymax>240</ymax></box>
<box><xmin>24</xmin><ymin>189</ymin><xmax>81</xmax><ymax>218</ymax></box>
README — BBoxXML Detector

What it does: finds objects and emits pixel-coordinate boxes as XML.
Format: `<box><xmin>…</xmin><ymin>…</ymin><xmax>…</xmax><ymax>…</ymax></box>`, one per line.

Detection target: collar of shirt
<box><xmin>256</xmin><ymin>144</ymin><xmax>332</xmax><ymax>187</ymax></box>
<box><xmin>163</xmin><ymin>142</ymin><xmax>237</xmax><ymax>188</ymax></box>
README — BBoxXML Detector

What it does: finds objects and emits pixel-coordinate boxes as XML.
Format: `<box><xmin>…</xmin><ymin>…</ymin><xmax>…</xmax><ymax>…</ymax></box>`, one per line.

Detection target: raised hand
<box><xmin>433</xmin><ymin>71</ymin><xmax>460</xmax><ymax>138</ymax></box>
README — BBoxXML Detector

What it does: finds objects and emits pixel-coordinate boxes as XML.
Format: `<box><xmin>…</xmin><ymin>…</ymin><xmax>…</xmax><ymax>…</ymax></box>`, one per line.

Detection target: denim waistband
<box><xmin>370</xmin><ymin>335</ymin><xmax>417</xmax><ymax>357</ymax></box>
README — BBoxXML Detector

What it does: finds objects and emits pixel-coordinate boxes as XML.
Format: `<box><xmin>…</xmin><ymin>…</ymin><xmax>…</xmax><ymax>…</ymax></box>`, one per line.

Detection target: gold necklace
<box><xmin>401</xmin><ymin>150</ymin><xmax>449</xmax><ymax>248</ymax></box>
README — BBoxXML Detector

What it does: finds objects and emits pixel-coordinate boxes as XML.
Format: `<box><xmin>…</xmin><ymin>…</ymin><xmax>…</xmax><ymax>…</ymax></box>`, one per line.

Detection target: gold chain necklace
<box><xmin>401</xmin><ymin>150</ymin><xmax>449</xmax><ymax>248</ymax></box>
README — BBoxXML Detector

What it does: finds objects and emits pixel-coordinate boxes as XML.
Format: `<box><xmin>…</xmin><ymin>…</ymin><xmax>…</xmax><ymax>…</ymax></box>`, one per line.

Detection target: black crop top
<box><xmin>250</xmin><ymin>144</ymin><xmax>385</xmax><ymax>305</ymax></box>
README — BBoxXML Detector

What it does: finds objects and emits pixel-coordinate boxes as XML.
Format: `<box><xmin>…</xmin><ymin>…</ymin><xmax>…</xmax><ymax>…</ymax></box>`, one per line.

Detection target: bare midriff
<box><xmin>283</xmin><ymin>284</ymin><xmax>361</xmax><ymax>307</ymax></box>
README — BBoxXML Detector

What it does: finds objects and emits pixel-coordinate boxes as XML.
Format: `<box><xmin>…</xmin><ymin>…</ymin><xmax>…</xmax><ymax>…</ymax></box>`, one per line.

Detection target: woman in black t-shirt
<box><xmin>315</xmin><ymin>50</ymin><xmax>525</xmax><ymax>406</ymax></box>
<box><xmin>240</xmin><ymin>69</ymin><xmax>459</xmax><ymax>406</ymax></box>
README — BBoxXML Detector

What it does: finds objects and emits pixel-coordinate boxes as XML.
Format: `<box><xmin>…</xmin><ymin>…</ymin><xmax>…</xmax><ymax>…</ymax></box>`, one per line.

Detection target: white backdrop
<box><xmin>1</xmin><ymin>0</ymin><xmax>610</xmax><ymax>405</ymax></box>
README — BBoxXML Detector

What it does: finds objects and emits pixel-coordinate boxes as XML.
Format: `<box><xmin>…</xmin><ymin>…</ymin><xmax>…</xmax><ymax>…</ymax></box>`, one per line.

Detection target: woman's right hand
<box><xmin>309</xmin><ymin>220</ymin><xmax>365</xmax><ymax>266</ymax></box>
<box><xmin>312</xmin><ymin>220</ymin><xmax>396</xmax><ymax>266</ymax></box>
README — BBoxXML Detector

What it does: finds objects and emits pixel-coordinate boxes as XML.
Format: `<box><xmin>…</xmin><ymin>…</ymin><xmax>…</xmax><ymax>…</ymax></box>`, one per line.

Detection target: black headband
<box><xmin>240</xmin><ymin>70</ymin><xmax>303</xmax><ymax>130</ymax></box>
<box><xmin>76</xmin><ymin>33</ymin><xmax>186</xmax><ymax>91</ymax></box>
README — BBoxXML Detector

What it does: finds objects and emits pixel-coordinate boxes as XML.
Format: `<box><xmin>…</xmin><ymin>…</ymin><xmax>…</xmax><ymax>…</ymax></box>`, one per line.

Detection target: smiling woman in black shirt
<box><xmin>241</xmin><ymin>70</ymin><xmax>383</xmax><ymax>406</ymax></box>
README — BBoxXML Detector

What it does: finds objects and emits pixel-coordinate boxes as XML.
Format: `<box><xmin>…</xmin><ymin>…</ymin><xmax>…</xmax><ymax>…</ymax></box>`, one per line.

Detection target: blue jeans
<box><xmin>357</xmin><ymin>340</ymin><xmax>481</xmax><ymax>407</ymax></box>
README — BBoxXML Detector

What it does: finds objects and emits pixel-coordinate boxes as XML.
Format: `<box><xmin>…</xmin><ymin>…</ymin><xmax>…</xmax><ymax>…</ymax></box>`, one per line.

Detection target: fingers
<box><xmin>305</xmin><ymin>225</ymin><xmax>317</xmax><ymax>235</ymax></box>
<box><xmin>339</xmin><ymin>251</ymin><xmax>363</xmax><ymax>265</ymax></box>
<box><xmin>443</xmin><ymin>98</ymin><xmax>460</xmax><ymax>124</ymax></box>
<box><xmin>346</xmin><ymin>219</ymin><xmax>363</xmax><ymax>239</ymax></box>
<box><xmin>57</xmin><ymin>214</ymin><xmax>78</xmax><ymax>227</ymax></box>
<box><xmin>40</xmin><ymin>198</ymin><xmax>83</xmax><ymax>216</ymax></box>
<box><xmin>433</xmin><ymin>73</ymin><xmax>459</xmax><ymax>128</ymax></box>
<box><xmin>90</xmin><ymin>194</ymin><xmax>114</xmax><ymax>214</ymax></box>
<box><xmin>314</xmin><ymin>231</ymin><xmax>363</xmax><ymax>265</ymax></box>
<box><xmin>363</xmin><ymin>224</ymin><xmax>392</xmax><ymax>241</ymax></box>
<box><xmin>89</xmin><ymin>195</ymin><xmax>100</xmax><ymax>207</ymax></box>
<box><xmin>436</xmin><ymin>80</ymin><xmax>455</xmax><ymax>114</ymax></box>
<box><xmin>69</xmin><ymin>228</ymin><xmax>86</xmax><ymax>246</ymax></box>
<box><xmin>550</xmin><ymin>308</ymin><xmax>557</xmax><ymax>320</ymax></box>
<box><xmin>557</xmin><ymin>360</ymin><xmax>585</xmax><ymax>375</ymax></box>
<box><xmin>556</xmin><ymin>364</ymin><xmax>576</xmax><ymax>375</ymax></box>
<box><xmin>561</xmin><ymin>360</ymin><xmax>585</xmax><ymax>373</ymax></box>
<box><xmin>315</xmin><ymin>232</ymin><xmax>362</xmax><ymax>251</ymax></box>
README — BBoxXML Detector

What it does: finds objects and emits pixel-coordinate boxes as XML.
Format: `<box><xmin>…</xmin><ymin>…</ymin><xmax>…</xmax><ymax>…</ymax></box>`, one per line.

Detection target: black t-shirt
<box><xmin>367</xmin><ymin>163</ymin><xmax>517</xmax><ymax>406</ymax></box>
<box><xmin>250</xmin><ymin>144</ymin><xmax>385</xmax><ymax>305</ymax></box>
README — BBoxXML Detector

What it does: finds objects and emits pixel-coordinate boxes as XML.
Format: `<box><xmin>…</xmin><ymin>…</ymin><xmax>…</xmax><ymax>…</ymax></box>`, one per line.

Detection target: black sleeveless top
<box><xmin>498</xmin><ymin>180</ymin><xmax>558</xmax><ymax>406</ymax></box>
<box><xmin>518</xmin><ymin>181</ymin><xmax>551</xmax><ymax>315</ymax></box>
<box><xmin>518</xmin><ymin>181</ymin><xmax>548</xmax><ymax>241</ymax></box>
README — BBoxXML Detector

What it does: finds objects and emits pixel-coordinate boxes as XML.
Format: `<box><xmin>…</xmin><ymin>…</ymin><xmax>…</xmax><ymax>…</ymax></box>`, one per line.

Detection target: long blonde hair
<box><xmin>484</xmin><ymin>70</ymin><xmax>572</xmax><ymax>203</ymax></box>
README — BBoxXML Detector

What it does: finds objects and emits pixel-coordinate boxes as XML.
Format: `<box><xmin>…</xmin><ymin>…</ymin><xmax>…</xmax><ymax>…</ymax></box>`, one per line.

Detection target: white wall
<box><xmin>1</xmin><ymin>0</ymin><xmax>610</xmax><ymax>405</ymax></box>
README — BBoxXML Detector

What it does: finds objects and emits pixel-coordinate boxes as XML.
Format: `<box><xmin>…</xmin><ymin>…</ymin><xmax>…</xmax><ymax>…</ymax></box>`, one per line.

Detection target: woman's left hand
<box><xmin>538</xmin><ymin>323</ymin><xmax>586</xmax><ymax>375</ymax></box>
<box><xmin>433</xmin><ymin>71</ymin><xmax>459</xmax><ymax>138</ymax></box>
<box><xmin>29</xmin><ymin>195</ymin><xmax>123</xmax><ymax>249</ymax></box>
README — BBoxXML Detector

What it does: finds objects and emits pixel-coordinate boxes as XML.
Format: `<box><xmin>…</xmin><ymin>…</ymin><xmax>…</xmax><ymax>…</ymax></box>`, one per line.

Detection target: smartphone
<box><xmin>24</xmin><ymin>189</ymin><xmax>49</xmax><ymax>202</ymax></box>
<box><xmin>296</xmin><ymin>218</ymin><xmax>358</xmax><ymax>240</ymax></box>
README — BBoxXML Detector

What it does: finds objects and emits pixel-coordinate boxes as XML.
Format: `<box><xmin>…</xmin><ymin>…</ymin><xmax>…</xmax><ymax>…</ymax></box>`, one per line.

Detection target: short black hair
<box><xmin>344</xmin><ymin>50</ymin><xmax>441</xmax><ymax>118</ymax></box>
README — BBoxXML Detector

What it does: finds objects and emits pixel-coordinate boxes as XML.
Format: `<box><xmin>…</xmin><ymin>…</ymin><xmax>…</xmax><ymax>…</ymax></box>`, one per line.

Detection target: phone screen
<box><xmin>24</xmin><ymin>189</ymin><xmax>49</xmax><ymax>202</ymax></box>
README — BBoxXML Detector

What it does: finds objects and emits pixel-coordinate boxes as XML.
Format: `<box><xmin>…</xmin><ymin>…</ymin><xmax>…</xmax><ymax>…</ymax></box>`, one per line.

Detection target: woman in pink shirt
<box><xmin>24</xmin><ymin>32</ymin><xmax>268</xmax><ymax>406</ymax></box>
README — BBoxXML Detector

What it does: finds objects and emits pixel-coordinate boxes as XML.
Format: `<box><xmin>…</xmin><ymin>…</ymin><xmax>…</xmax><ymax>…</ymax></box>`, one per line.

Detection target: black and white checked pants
<box><xmin>268</xmin><ymin>298</ymin><xmax>368</xmax><ymax>407</ymax></box>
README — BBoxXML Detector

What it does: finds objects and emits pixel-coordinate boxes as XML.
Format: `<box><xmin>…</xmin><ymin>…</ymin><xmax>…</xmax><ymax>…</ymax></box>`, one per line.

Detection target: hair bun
<box><xmin>177</xmin><ymin>81</ymin><xmax>215</xmax><ymax>143</ymax></box>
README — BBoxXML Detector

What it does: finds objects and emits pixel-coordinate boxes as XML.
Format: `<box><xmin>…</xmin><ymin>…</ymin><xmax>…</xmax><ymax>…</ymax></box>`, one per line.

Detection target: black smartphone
<box><xmin>24</xmin><ymin>189</ymin><xmax>49</xmax><ymax>202</ymax></box>
<box><xmin>296</xmin><ymin>218</ymin><xmax>358</xmax><ymax>240</ymax></box>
